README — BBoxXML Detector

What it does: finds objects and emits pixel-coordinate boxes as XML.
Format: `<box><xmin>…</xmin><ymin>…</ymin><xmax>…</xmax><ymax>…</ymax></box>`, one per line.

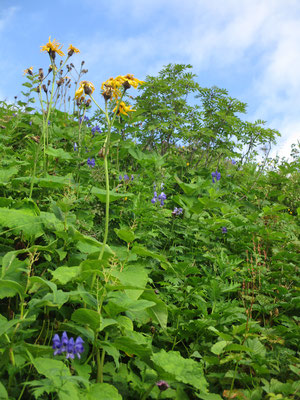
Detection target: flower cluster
<box><xmin>212</xmin><ymin>170</ymin><xmax>221</xmax><ymax>183</ymax></box>
<box><xmin>91</xmin><ymin>125</ymin><xmax>101</xmax><ymax>136</ymax></box>
<box><xmin>52</xmin><ymin>331</ymin><xmax>84</xmax><ymax>359</ymax></box>
<box><xmin>41</xmin><ymin>37</ymin><xmax>79</xmax><ymax>61</ymax></box>
<box><xmin>172</xmin><ymin>207</ymin><xmax>183</xmax><ymax>216</ymax></box>
<box><xmin>119</xmin><ymin>174</ymin><xmax>134</xmax><ymax>183</ymax></box>
<box><xmin>101</xmin><ymin>74</ymin><xmax>144</xmax><ymax>101</ymax></box>
<box><xmin>222</xmin><ymin>227</ymin><xmax>228</xmax><ymax>233</ymax></box>
<box><xmin>87</xmin><ymin>157</ymin><xmax>95</xmax><ymax>167</ymax></box>
<box><xmin>152</xmin><ymin>183</ymin><xmax>166</xmax><ymax>206</ymax></box>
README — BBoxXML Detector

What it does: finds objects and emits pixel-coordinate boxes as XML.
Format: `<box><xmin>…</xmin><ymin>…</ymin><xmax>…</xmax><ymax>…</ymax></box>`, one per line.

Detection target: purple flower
<box><xmin>52</xmin><ymin>334</ymin><xmax>63</xmax><ymax>356</ymax></box>
<box><xmin>222</xmin><ymin>227</ymin><xmax>228</xmax><ymax>234</ymax></box>
<box><xmin>172</xmin><ymin>207</ymin><xmax>183</xmax><ymax>216</ymax></box>
<box><xmin>84</xmin><ymin>115</ymin><xmax>89</xmax><ymax>122</ymax></box>
<box><xmin>87</xmin><ymin>157</ymin><xmax>95</xmax><ymax>168</ymax></box>
<box><xmin>66</xmin><ymin>337</ymin><xmax>75</xmax><ymax>359</ymax></box>
<box><xmin>29</xmin><ymin>121</ymin><xmax>32</xmax><ymax>126</ymax></box>
<box><xmin>124</xmin><ymin>174</ymin><xmax>129</xmax><ymax>181</ymax></box>
<box><xmin>158</xmin><ymin>192</ymin><xmax>166</xmax><ymax>206</ymax></box>
<box><xmin>12</xmin><ymin>113</ymin><xmax>16</xmax><ymax>117</ymax></box>
<box><xmin>74</xmin><ymin>337</ymin><xmax>85</xmax><ymax>359</ymax></box>
<box><xmin>119</xmin><ymin>175</ymin><xmax>123</xmax><ymax>181</ymax></box>
<box><xmin>156</xmin><ymin>380</ymin><xmax>170</xmax><ymax>391</ymax></box>
<box><xmin>52</xmin><ymin>332</ymin><xmax>84</xmax><ymax>359</ymax></box>
<box><xmin>212</xmin><ymin>170</ymin><xmax>221</xmax><ymax>183</ymax></box>
<box><xmin>73</xmin><ymin>142</ymin><xmax>78</xmax><ymax>151</ymax></box>
<box><xmin>151</xmin><ymin>190</ymin><xmax>158</xmax><ymax>204</ymax></box>
<box><xmin>48</xmin><ymin>121</ymin><xmax>51</xmax><ymax>125</ymax></box>
<box><xmin>91</xmin><ymin>125</ymin><xmax>101</xmax><ymax>136</ymax></box>
<box><xmin>231</xmin><ymin>160</ymin><xmax>236</xmax><ymax>165</ymax></box>
<box><xmin>161</xmin><ymin>183</ymin><xmax>164</xmax><ymax>190</ymax></box>
<box><xmin>131</xmin><ymin>174</ymin><xmax>134</xmax><ymax>181</ymax></box>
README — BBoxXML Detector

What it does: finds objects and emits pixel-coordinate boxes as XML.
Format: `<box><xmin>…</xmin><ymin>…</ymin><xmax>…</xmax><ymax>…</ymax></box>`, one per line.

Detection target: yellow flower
<box><xmin>113</xmin><ymin>101</ymin><xmax>136</xmax><ymax>116</ymax></box>
<box><xmin>124</xmin><ymin>197</ymin><xmax>128</xmax><ymax>201</ymax></box>
<box><xmin>101</xmin><ymin>77</ymin><xmax>123</xmax><ymax>100</ymax></box>
<box><xmin>68</xmin><ymin>44</ymin><xmax>80</xmax><ymax>56</ymax></box>
<box><xmin>182</xmin><ymin>146</ymin><xmax>185</xmax><ymax>149</ymax></box>
<box><xmin>186</xmin><ymin>162</ymin><xmax>190</xmax><ymax>166</ymax></box>
<box><xmin>75</xmin><ymin>81</ymin><xmax>95</xmax><ymax>99</ymax></box>
<box><xmin>119</xmin><ymin>74</ymin><xmax>145</xmax><ymax>89</ymax></box>
<box><xmin>23</xmin><ymin>66</ymin><xmax>33</xmax><ymax>76</ymax></box>
<box><xmin>289</xmin><ymin>211</ymin><xmax>292</xmax><ymax>215</ymax></box>
<box><xmin>40</xmin><ymin>36</ymin><xmax>65</xmax><ymax>57</ymax></box>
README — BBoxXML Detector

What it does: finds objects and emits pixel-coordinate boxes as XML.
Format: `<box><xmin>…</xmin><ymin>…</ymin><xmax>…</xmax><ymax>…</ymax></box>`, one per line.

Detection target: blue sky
<box><xmin>1</xmin><ymin>0</ymin><xmax>300</xmax><ymax>159</ymax></box>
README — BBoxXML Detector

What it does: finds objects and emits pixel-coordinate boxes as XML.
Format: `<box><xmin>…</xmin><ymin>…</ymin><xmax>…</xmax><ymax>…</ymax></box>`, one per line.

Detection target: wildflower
<box><xmin>41</xmin><ymin>36</ymin><xmax>65</xmax><ymax>59</ymax></box>
<box><xmin>124</xmin><ymin>174</ymin><xmax>129</xmax><ymax>181</ymax></box>
<box><xmin>113</xmin><ymin>101</ymin><xmax>135</xmax><ymax>116</ymax></box>
<box><xmin>73</xmin><ymin>142</ymin><xmax>78</xmax><ymax>151</ymax></box>
<box><xmin>158</xmin><ymin>192</ymin><xmax>167</xmax><ymax>206</ymax></box>
<box><xmin>186</xmin><ymin>162</ymin><xmax>190</xmax><ymax>166</ymax></box>
<box><xmin>160</xmin><ymin>183</ymin><xmax>164</xmax><ymax>190</ymax></box>
<box><xmin>91</xmin><ymin>125</ymin><xmax>101</xmax><ymax>136</ymax></box>
<box><xmin>172</xmin><ymin>207</ymin><xmax>183</xmax><ymax>216</ymax></box>
<box><xmin>222</xmin><ymin>227</ymin><xmax>228</xmax><ymax>233</ymax></box>
<box><xmin>75</xmin><ymin>81</ymin><xmax>95</xmax><ymax>99</ymax></box>
<box><xmin>68</xmin><ymin>44</ymin><xmax>80</xmax><ymax>57</ymax></box>
<box><xmin>211</xmin><ymin>170</ymin><xmax>221</xmax><ymax>184</ymax></box>
<box><xmin>48</xmin><ymin>121</ymin><xmax>51</xmax><ymax>125</ymax></box>
<box><xmin>124</xmin><ymin>197</ymin><xmax>128</xmax><ymax>201</ymax></box>
<box><xmin>87</xmin><ymin>157</ymin><xmax>95</xmax><ymax>167</ymax></box>
<box><xmin>131</xmin><ymin>174</ymin><xmax>134</xmax><ymax>181</ymax></box>
<box><xmin>29</xmin><ymin>121</ymin><xmax>32</xmax><ymax>126</ymax></box>
<box><xmin>52</xmin><ymin>332</ymin><xmax>84</xmax><ymax>359</ymax></box>
<box><xmin>118</xmin><ymin>74</ymin><xmax>145</xmax><ymax>90</ymax></box>
<box><xmin>119</xmin><ymin>175</ymin><xmax>122</xmax><ymax>181</ymax></box>
<box><xmin>231</xmin><ymin>159</ymin><xmax>236</xmax><ymax>165</ymax></box>
<box><xmin>23</xmin><ymin>66</ymin><xmax>33</xmax><ymax>76</ymax></box>
<box><xmin>101</xmin><ymin>77</ymin><xmax>123</xmax><ymax>100</ymax></box>
<box><xmin>156</xmin><ymin>380</ymin><xmax>170</xmax><ymax>391</ymax></box>
<box><xmin>151</xmin><ymin>190</ymin><xmax>158</xmax><ymax>204</ymax></box>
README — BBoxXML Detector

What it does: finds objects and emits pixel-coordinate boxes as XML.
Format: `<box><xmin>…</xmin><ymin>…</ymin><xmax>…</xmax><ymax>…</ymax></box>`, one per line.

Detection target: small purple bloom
<box><xmin>52</xmin><ymin>332</ymin><xmax>84</xmax><ymax>359</ymax></box>
<box><xmin>91</xmin><ymin>125</ymin><xmax>101</xmax><ymax>136</ymax></box>
<box><xmin>66</xmin><ymin>337</ymin><xmax>75</xmax><ymax>359</ymax></box>
<box><xmin>151</xmin><ymin>197</ymin><xmax>157</xmax><ymax>204</ymax></box>
<box><xmin>212</xmin><ymin>170</ymin><xmax>221</xmax><ymax>183</ymax></box>
<box><xmin>158</xmin><ymin>192</ymin><xmax>166</xmax><ymax>207</ymax></box>
<box><xmin>87</xmin><ymin>158</ymin><xmax>95</xmax><ymax>168</ymax></box>
<box><xmin>48</xmin><ymin>121</ymin><xmax>50</xmax><ymax>125</ymax></box>
<box><xmin>172</xmin><ymin>207</ymin><xmax>183</xmax><ymax>216</ymax></box>
<box><xmin>52</xmin><ymin>334</ymin><xmax>62</xmax><ymax>356</ymax></box>
<box><xmin>84</xmin><ymin>115</ymin><xmax>89</xmax><ymax>122</ymax></box>
<box><xmin>29</xmin><ymin>121</ymin><xmax>32</xmax><ymax>126</ymax></box>
<box><xmin>124</xmin><ymin>174</ymin><xmax>129</xmax><ymax>181</ymax></box>
<box><xmin>222</xmin><ymin>227</ymin><xmax>228</xmax><ymax>234</ymax></box>
<box><xmin>131</xmin><ymin>174</ymin><xmax>134</xmax><ymax>181</ymax></box>
<box><xmin>73</xmin><ymin>142</ymin><xmax>78</xmax><ymax>151</ymax></box>
<box><xmin>161</xmin><ymin>183</ymin><xmax>164</xmax><ymax>190</ymax></box>
<box><xmin>119</xmin><ymin>175</ymin><xmax>122</xmax><ymax>181</ymax></box>
<box><xmin>231</xmin><ymin>160</ymin><xmax>236</xmax><ymax>165</ymax></box>
<box><xmin>74</xmin><ymin>337</ymin><xmax>85</xmax><ymax>359</ymax></box>
<box><xmin>156</xmin><ymin>380</ymin><xmax>170</xmax><ymax>391</ymax></box>
<box><xmin>12</xmin><ymin>113</ymin><xmax>16</xmax><ymax>117</ymax></box>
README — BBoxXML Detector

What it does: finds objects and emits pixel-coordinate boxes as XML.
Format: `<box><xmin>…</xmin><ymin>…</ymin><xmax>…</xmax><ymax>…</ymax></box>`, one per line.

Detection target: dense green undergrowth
<box><xmin>0</xmin><ymin>57</ymin><xmax>299</xmax><ymax>400</ymax></box>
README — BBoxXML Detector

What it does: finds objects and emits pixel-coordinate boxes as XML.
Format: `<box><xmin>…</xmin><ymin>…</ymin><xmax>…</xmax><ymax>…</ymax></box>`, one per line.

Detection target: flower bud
<box><xmin>42</xmin><ymin>84</ymin><xmax>48</xmax><ymax>93</ymax></box>
<box><xmin>38</xmin><ymin>68</ymin><xmax>44</xmax><ymax>81</ymax></box>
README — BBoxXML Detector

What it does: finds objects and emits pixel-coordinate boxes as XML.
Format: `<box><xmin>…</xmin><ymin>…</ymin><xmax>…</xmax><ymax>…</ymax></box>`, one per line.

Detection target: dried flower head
<box><xmin>101</xmin><ymin>77</ymin><xmax>123</xmax><ymax>100</ymax></box>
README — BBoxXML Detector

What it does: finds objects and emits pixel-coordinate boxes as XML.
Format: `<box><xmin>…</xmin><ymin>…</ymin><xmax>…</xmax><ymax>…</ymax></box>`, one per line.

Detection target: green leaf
<box><xmin>142</xmin><ymin>291</ymin><xmax>168</xmax><ymax>329</ymax></box>
<box><xmin>86</xmin><ymin>383</ymin><xmax>122</xmax><ymax>400</ymax></box>
<box><xmin>0</xmin><ymin>280</ymin><xmax>25</xmax><ymax>300</ymax></box>
<box><xmin>114</xmin><ymin>228</ymin><xmax>135</xmax><ymax>243</ymax></box>
<box><xmin>113</xmin><ymin>330</ymin><xmax>152</xmax><ymax>359</ymax></box>
<box><xmin>110</xmin><ymin>264</ymin><xmax>148</xmax><ymax>300</ymax></box>
<box><xmin>0</xmin><ymin>381</ymin><xmax>8</xmax><ymax>399</ymax></box>
<box><xmin>71</xmin><ymin>309</ymin><xmax>101</xmax><ymax>332</ymax></box>
<box><xmin>50</xmin><ymin>266</ymin><xmax>80</xmax><ymax>285</ymax></box>
<box><xmin>151</xmin><ymin>349</ymin><xmax>208</xmax><ymax>391</ymax></box>
<box><xmin>91</xmin><ymin>187</ymin><xmax>132</xmax><ymax>203</ymax></box>
<box><xmin>0</xmin><ymin>167</ymin><xmax>19</xmax><ymax>185</ymax></box>
<box><xmin>45</xmin><ymin>147</ymin><xmax>72</xmax><ymax>160</ymax></box>
<box><xmin>211</xmin><ymin>341</ymin><xmax>229</xmax><ymax>355</ymax></box>
<box><xmin>0</xmin><ymin>207</ymin><xmax>43</xmax><ymax>237</ymax></box>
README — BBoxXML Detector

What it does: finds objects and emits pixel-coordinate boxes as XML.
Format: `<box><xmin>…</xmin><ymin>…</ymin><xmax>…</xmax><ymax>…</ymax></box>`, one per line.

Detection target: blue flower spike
<box><xmin>52</xmin><ymin>332</ymin><xmax>84</xmax><ymax>360</ymax></box>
